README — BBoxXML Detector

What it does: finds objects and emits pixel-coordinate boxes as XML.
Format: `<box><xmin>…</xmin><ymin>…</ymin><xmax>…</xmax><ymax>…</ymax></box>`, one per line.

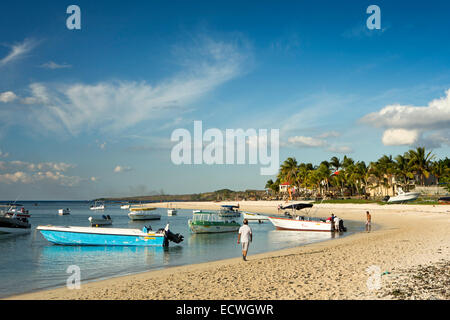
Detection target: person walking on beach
<box><xmin>238</xmin><ymin>219</ymin><xmax>252</xmax><ymax>261</ymax></box>
<box><xmin>366</xmin><ymin>211</ymin><xmax>371</xmax><ymax>232</ymax></box>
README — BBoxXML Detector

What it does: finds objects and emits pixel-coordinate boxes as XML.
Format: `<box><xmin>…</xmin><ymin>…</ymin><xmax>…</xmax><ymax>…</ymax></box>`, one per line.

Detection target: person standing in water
<box><xmin>238</xmin><ymin>219</ymin><xmax>252</xmax><ymax>261</ymax></box>
<box><xmin>366</xmin><ymin>211</ymin><xmax>372</xmax><ymax>232</ymax></box>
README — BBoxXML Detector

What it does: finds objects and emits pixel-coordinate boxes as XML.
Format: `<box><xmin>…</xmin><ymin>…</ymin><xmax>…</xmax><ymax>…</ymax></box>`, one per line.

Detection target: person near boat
<box><xmin>366</xmin><ymin>211</ymin><xmax>371</xmax><ymax>232</ymax></box>
<box><xmin>237</xmin><ymin>219</ymin><xmax>252</xmax><ymax>261</ymax></box>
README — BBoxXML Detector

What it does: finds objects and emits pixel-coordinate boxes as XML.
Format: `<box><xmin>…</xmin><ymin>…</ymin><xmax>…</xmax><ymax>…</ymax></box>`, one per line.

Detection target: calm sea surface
<box><xmin>0</xmin><ymin>201</ymin><xmax>363</xmax><ymax>298</ymax></box>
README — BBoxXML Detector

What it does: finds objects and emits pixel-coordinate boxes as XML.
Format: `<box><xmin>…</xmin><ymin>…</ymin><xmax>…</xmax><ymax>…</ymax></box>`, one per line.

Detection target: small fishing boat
<box><xmin>268</xmin><ymin>203</ymin><xmax>334</xmax><ymax>232</ymax></box>
<box><xmin>120</xmin><ymin>203</ymin><xmax>130</xmax><ymax>210</ymax></box>
<box><xmin>58</xmin><ymin>208</ymin><xmax>71</xmax><ymax>215</ymax></box>
<box><xmin>90</xmin><ymin>201</ymin><xmax>105</xmax><ymax>210</ymax></box>
<box><xmin>386</xmin><ymin>188</ymin><xmax>420</xmax><ymax>204</ymax></box>
<box><xmin>242</xmin><ymin>212</ymin><xmax>269</xmax><ymax>223</ymax></box>
<box><xmin>89</xmin><ymin>215</ymin><xmax>113</xmax><ymax>227</ymax></box>
<box><xmin>188</xmin><ymin>210</ymin><xmax>240</xmax><ymax>233</ymax></box>
<box><xmin>217</xmin><ymin>205</ymin><xmax>241</xmax><ymax>218</ymax></box>
<box><xmin>167</xmin><ymin>208</ymin><xmax>177</xmax><ymax>216</ymax></box>
<box><xmin>128</xmin><ymin>207</ymin><xmax>161</xmax><ymax>221</ymax></box>
<box><xmin>0</xmin><ymin>212</ymin><xmax>31</xmax><ymax>236</ymax></box>
<box><xmin>2</xmin><ymin>204</ymin><xmax>31</xmax><ymax>218</ymax></box>
<box><xmin>37</xmin><ymin>223</ymin><xmax>183</xmax><ymax>247</ymax></box>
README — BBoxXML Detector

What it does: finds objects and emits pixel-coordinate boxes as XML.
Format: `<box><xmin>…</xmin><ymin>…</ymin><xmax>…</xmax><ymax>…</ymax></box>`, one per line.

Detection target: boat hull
<box><xmin>167</xmin><ymin>209</ymin><xmax>177</xmax><ymax>216</ymax></box>
<box><xmin>268</xmin><ymin>217</ymin><xmax>332</xmax><ymax>232</ymax></box>
<box><xmin>188</xmin><ymin>221</ymin><xmax>240</xmax><ymax>234</ymax></box>
<box><xmin>128</xmin><ymin>213</ymin><xmax>161</xmax><ymax>221</ymax></box>
<box><xmin>37</xmin><ymin>226</ymin><xmax>165</xmax><ymax>246</ymax></box>
<box><xmin>243</xmin><ymin>212</ymin><xmax>269</xmax><ymax>222</ymax></box>
<box><xmin>387</xmin><ymin>192</ymin><xmax>420</xmax><ymax>203</ymax></box>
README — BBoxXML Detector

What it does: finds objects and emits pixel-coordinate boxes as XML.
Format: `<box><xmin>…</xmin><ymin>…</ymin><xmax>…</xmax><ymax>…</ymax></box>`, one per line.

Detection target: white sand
<box><xmin>6</xmin><ymin>201</ymin><xmax>450</xmax><ymax>300</ymax></box>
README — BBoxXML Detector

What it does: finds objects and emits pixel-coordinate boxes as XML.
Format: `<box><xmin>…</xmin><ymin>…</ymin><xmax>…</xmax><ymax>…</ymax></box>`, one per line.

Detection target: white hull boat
<box><xmin>242</xmin><ymin>212</ymin><xmax>269</xmax><ymax>223</ymax></box>
<box><xmin>167</xmin><ymin>209</ymin><xmax>177</xmax><ymax>216</ymax></box>
<box><xmin>268</xmin><ymin>216</ymin><xmax>332</xmax><ymax>232</ymax></box>
<box><xmin>387</xmin><ymin>188</ymin><xmax>420</xmax><ymax>203</ymax></box>
<box><xmin>58</xmin><ymin>208</ymin><xmax>70</xmax><ymax>215</ymax></box>
<box><xmin>128</xmin><ymin>208</ymin><xmax>161</xmax><ymax>221</ymax></box>
<box><xmin>120</xmin><ymin>204</ymin><xmax>130</xmax><ymax>210</ymax></box>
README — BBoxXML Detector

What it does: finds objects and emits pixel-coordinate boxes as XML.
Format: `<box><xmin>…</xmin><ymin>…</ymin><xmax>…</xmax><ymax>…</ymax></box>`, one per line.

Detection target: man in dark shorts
<box><xmin>366</xmin><ymin>211</ymin><xmax>371</xmax><ymax>232</ymax></box>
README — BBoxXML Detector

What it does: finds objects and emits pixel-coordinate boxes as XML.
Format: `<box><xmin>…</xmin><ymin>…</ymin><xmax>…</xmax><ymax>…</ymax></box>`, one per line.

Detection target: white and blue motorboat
<box><xmin>37</xmin><ymin>224</ymin><xmax>184</xmax><ymax>247</ymax></box>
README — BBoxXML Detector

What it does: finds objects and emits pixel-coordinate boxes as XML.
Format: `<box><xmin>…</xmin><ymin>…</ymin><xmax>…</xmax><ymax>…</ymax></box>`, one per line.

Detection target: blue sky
<box><xmin>0</xmin><ymin>0</ymin><xmax>449</xmax><ymax>200</ymax></box>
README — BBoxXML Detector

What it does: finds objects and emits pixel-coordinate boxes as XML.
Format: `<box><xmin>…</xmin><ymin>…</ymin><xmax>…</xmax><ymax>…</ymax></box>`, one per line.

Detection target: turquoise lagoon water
<box><xmin>0</xmin><ymin>201</ymin><xmax>363</xmax><ymax>298</ymax></box>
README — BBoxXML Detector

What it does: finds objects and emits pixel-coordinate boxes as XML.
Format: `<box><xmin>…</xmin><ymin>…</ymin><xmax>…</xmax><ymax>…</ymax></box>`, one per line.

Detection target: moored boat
<box><xmin>167</xmin><ymin>208</ymin><xmax>177</xmax><ymax>216</ymax></box>
<box><xmin>89</xmin><ymin>215</ymin><xmax>113</xmax><ymax>226</ymax></box>
<box><xmin>268</xmin><ymin>203</ymin><xmax>335</xmax><ymax>232</ymax></box>
<box><xmin>128</xmin><ymin>207</ymin><xmax>161</xmax><ymax>221</ymax></box>
<box><xmin>242</xmin><ymin>211</ymin><xmax>269</xmax><ymax>223</ymax></box>
<box><xmin>58</xmin><ymin>208</ymin><xmax>71</xmax><ymax>215</ymax></box>
<box><xmin>438</xmin><ymin>196</ymin><xmax>450</xmax><ymax>204</ymax></box>
<box><xmin>188</xmin><ymin>210</ymin><xmax>240</xmax><ymax>233</ymax></box>
<box><xmin>386</xmin><ymin>187</ymin><xmax>420</xmax><ymax>204</ymax></box>
<box><xmin>0</xmin><ymin>212</ymin><xmax>31</xmax><ymax>236</ymax></box>
<box><xmin>90</xmin><ymin>201</ymin><xmax>105</xmax><ymax>210</ymax></box>
<box><xmin>217</xmin><ymin>205</ymin><xmax>241</xmax><ymax>218</ymax></box>
<box><xmin>37</xmin><ymin>224</ymin><xmax>183</xmax><ymax>247</ymax></box>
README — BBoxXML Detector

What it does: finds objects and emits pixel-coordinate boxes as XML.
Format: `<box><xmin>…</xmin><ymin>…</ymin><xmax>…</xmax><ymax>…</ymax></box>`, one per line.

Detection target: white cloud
<box><xmin>0</xmin><ymin>91</ymin><xmax>17</xmax><ymax>103</ymax></box>
<box><xmin>287</xmin><ymin>136</ymin><xmax>327</xmax><ymax>148</ymax></box>
<box><xmin>40</xmin><ymin>61</ymin><xmax>72</xmax><ymax>69</ymax></box>
<box><xmin>114</xmin><ymin>165</ymin><xmax>132</xmax><ymax>173</ymax></box>
<box><xmin>0</xmin><ymin>160</ymin><xmax>85</xmax><ymax>186</ymax></box>
<box><xmin>381</xmin><ymin>129</ymin><xmax>420</xmax><ymax>146</ymax></box>
<box><xmin>0</xmin><ymin>38</ymin><xmax>38</xmax><ymax>67</ymax></box>
<box><xmin>361</xmin><ymin>89</ymin><xmax>450</xmax><ymax>147</ymax></box>
<box><xmin>327</xmin><ymin>145</ymin><xmax>354</xmax><ymax>154</ymax></box>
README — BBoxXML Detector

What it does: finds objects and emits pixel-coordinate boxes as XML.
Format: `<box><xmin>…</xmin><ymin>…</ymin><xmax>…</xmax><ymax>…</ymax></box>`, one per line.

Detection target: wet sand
<box><xmin>5</xmin><ymin>201</ymin><xmax>450</xmax><ymax>300</ymax></box>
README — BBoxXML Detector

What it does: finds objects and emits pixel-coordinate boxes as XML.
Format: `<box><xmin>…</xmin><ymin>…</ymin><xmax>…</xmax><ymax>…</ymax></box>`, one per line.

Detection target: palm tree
<box><xmin>330</xmin><ymin>156</ymin><xmax>342</xmax><ymax>172</ymax></box>
<box><xmin>279</xmin><ymin>157</ymin><xmax>298</xmax><ymax>186</ymax></box>
<box><xmin>394</xmin><ymin>154</ymin><xmax>414</xmax><ymax>191</ymax></box>
<box><xmin>408</xmin><ymin>147</ymin><xmax>435</xmax><ymax>186</ymax></box>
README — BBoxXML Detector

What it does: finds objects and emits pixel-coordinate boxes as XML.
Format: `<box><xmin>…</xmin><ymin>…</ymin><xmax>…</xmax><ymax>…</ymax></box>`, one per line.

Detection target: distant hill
<box><xmin>96</xmin><ymin>189</ymin><xmax>267</xmax><ymax>202</ymax></box>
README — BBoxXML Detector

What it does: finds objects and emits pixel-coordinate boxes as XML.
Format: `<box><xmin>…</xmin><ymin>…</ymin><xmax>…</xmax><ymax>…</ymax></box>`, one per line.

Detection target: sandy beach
<box><xmin>5</xmin><ymin>201</ymin><xmax>450</xmax><ymax>300</ymax></box>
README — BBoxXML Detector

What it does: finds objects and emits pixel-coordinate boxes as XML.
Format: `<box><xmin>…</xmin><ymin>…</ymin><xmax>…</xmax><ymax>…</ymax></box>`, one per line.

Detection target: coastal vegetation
<box><xmin>267</xmin><ymin>147</ymin><xmax>450</xmax><ymax>200</ymax></box>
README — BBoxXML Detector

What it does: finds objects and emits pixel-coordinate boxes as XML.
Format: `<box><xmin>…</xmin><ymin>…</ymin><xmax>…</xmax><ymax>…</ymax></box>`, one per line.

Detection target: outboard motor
<box><xmin>339</xmin><ymin>219</ymin><xmax>347</xmax><ymax>232</ymax></box>
<box><xmin>158</xmin><ymin>223</ymin><xmax>184</xmax><ymax>247</ymax></box>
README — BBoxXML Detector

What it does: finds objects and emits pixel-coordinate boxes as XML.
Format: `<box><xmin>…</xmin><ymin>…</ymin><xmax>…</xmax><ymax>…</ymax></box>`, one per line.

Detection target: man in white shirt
<box><xmin>238</xmin><ymin>219</ymin><xmax>252</xmax><ymax>261</ymax></box>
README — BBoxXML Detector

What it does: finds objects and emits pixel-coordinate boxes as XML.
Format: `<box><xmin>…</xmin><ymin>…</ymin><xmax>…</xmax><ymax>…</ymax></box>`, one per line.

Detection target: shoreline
<box><xmin>5</xmin><ymin>202</ymin><xmax>450</xmax><ymax>300</ymax></box>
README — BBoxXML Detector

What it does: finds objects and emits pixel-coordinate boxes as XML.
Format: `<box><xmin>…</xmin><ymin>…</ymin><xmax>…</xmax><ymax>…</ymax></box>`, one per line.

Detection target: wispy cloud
<box><xmin>0</xmin><ymin>38</ymin><xmax>39</xmax><ymax>67</ymax></box>
<box><xmin>113</xmin><ymin>165</ymin><xmax>133</xmax><ymax>173</ymax></box>
<box><xmin>5</xmin><ymin>36</ymin><xmax>250</xmax><ymax>136</ymax></box>
<box><xmin>40</xmin><ymin>61</ymin><xmax>72</xmax><ymax>69</ymax></box>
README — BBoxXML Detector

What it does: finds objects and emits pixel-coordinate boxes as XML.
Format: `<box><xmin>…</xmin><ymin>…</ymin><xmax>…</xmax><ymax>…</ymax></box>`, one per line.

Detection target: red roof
<box><xmin>280</xmin><ymin>182</ymin><xmax>290</xmax><ymax>186</ymax></box>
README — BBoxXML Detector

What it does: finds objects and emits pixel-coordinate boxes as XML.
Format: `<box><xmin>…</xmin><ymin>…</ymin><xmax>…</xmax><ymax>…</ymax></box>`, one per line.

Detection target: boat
<box><xmin>242</xmin><ymin>211</ymin><xmax>269</xmax><ymax>223</ymax></box>
<box><xmin>1</xmin><ymin>204</ymin><xmax>31</xmax><ymax>218</ymax></box>
<box><xmin>128</xmin><ymin>207</ymin><xmax>161</xmax><ymax>221</ymax></box>
<box><xmin>188</xmin><ymin>210</ymin><xmax>240</xmax><ymax>233</ymax></box>
<box><xmin>58</xmin><ymin>208</ymin><xmax>71</xmax><ymax>215</ymax></box>
<box><xmin>217</xmin><ymin>205</ymin><xmax>241</xmax><ymax>218</ymax></box>
<box><xmin>438</xmin><ymin>196</ymin><xmax>450</xmax><ymax>204</ymax></box>
<box><xmin>89</xmin><ymin>215</ymin><xmax>113</xmax><ymax>226</ymax></box>
<box><xmin>268</xmin><ymin>203</ymin><xmax>334</xmax><ymax>232</ymax></box>
<box><xmin>386</xmin><ymin>187</ymin><xmax>420</xmax><ymax>204</ymax></box>
<box><xmin>90</xmin><ymin>201</ymin><xmax>105</xmax><ymax>210</ymax></box>
<box><xmin>167</xmin><ymin>208</ymin><xmax>177</xmax><ymax>216</ymax></box>
<box><xmin>37</xmin><ymin>223</ymin><xmax>183</xmax><ymax>246</ymax></box>
<box><xmin>0</xmin><ymin>212</ymin><xmax>31</xmax><ymax>236</ymax></box>
<box><xmin>120</xmin><ymin>203</ymin><xmax>130</xmax><ymax>210</ymax></box>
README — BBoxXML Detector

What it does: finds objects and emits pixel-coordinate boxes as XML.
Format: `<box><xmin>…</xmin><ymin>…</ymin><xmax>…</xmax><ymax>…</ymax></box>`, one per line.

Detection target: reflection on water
<box><xmin>0</xmin><ymin>201</ymin><xmax>364</xmax><ymax>298</ymax></box>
